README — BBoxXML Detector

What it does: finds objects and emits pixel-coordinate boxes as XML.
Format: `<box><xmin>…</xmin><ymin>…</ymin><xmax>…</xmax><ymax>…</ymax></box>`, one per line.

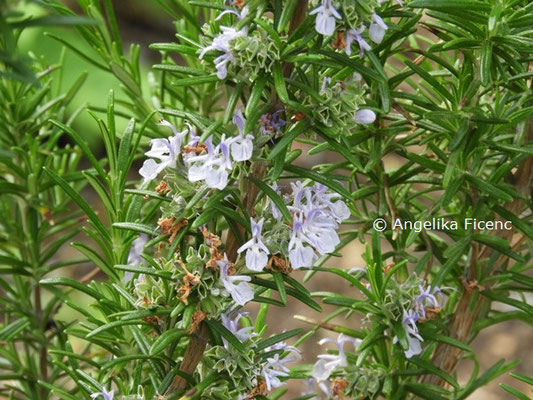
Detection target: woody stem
<box><xmin>422</xmin><ymin>117</ymin><xmax>533</xmax><ymax>386</ymax></box>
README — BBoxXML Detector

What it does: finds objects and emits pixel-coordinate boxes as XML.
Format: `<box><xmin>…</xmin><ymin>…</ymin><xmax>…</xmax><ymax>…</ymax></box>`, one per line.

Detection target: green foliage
<box><xmin>1</xmin><ymin>0</ymin><xmax>532</xmax><ymax>399</ymax></box>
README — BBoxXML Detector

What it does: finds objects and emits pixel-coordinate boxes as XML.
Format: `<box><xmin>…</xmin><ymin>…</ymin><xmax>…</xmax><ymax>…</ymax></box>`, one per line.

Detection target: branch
<box><xmin>423</xmin><ymin>117</ymin><xmax>533</xmax><ymax>386</ymax></box>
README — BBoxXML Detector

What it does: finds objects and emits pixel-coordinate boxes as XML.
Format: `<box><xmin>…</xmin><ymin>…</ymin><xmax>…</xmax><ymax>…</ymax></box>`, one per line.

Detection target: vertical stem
<box><xmin>423</xmin><ymin>118</ymin><xmax>533</xmax><ymax>386</ymax></box>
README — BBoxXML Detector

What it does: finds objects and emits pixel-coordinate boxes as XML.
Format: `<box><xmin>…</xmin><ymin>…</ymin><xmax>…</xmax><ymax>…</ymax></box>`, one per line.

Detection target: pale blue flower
<box><xmin>301</xmin><ymin>209</ymin><xmax>340</xmax><ymax>255</ymax></box>
<box><xmin>127</xmin><ymin>234</ymin><xmax>148</xmax><ymax>265</ymax></box>
<box><xmin>369</xmin><ymin>13</ymin><xmax>388</xmax><ymax>44</ymax></box>
<box><xmin>394</xmin><ymin>309</ymin><xmax>424</xmax><ymax>358</ymax></box>
<box><xmin>346</xmin><ymin>27</ymin><xmax>371</xmax><ymax>58</ymax></box>
<box><xmin>237</xmin><ymin>218</ymin><xmax>269</xmax><ymax>271</ymax></box>
<box><xmin>269</xmin><ymin>182</ymin><xmax>283</xmax><ymax>222</ymax></box>
<box><xmin>90</xmin><ymin>387</ymin><xmax>114</xmax><ymax>400</ymax></box>
<box><xmin>228</xmin><ymin>109</ymin><xmax>254</xmax><ymax>161</ymax></box>
<box><xmin>123</xmin><ymin>234</ymin><xmax>148</xmax><ymax>282</ymax></box>
<box><xmin>355</xmin><ymin>109</ymin><xmax>376</xmax><ymax>125</ymax></box>
<box><xmin>310</xmin><ymin>0</ymin><xmax>342</xmax><ymax>36</ymax></box>
<box><xmin>139</xmin><ymin>120</ymin><xmax>187</xmax><ymax>181</ymax></box>
<box><xmin>287</xmin><ymin>181</ymin><xmax>349</xmax><ymax>268</ymax></box>
<box><xmin>217</xmin><ymin>254</ymin><xmax>254</xmax><ymax>306</ymax></box>
<box><xmin>310</xmin><ymin>183</ymin><xmax>350</xmax><ymax>222</ymax></box>
<box><xmin>199</xmin><ymin>26</ymin><xmax>247</xmax><ymax>79</ymax></box>
<box><xmin>220</xmin><ymin>310</ymin><xmax>256</xmax><ymax>348</ymax></box>
<box><xmin>288</xmin><ymin>214</ymin><xmax>318</xmax><ymax>269</ymax></box>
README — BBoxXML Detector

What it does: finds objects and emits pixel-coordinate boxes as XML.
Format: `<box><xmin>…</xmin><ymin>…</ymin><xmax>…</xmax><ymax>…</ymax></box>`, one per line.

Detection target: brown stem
<box><xmin>423</xmin><ymin>118</ymin><xmax>533</xmax><ymax>386</ymax></box>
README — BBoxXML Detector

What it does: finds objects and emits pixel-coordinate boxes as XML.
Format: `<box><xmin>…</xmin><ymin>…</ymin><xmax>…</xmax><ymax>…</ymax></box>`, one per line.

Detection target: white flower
<box><xmin>311</xmin><ymin>334</ymin><xmax>361</xmax><ymax>381</ymax></box>
<box><xmin>229</xmin><ymin>109</ymin><xmax>254</xmax><ymax>161</ymax></box>
<box><xmin>262</xmin><ymin>341</ymin><xmax>301</xmax><ymax>391</ymax></box>
<box><xmin>91</xmin><ymin>387</ymin><xmax>114</xmax><ymax>400</ymax></box>
<box><xmin>139</xmin><ymin>120</ymin><xmax>186</xmax><ymax>181</ymax></box>
<box><xmin>217</xmin><ymin>254</ymin><xmax>254</xmax><ymax>306</ymax></box>
<box><xmin>237</xmin><ymin>218</ymin><xmax>270</xmax><ymax>271</ymax></box>
<box><xmin>355</xmin><ymin>109</ymin><xmax>376</xmax><ymax>125</ymax></box>
<box><xmin>310</xmin><ymin>0</ymin><xmax>342</xmax><ymax>36</ymax></box>
<box><xmin>187</xmin><ymin>136</ymin><xmax>233</xmax><ymax>189</ymax></box>
<box><xmin>346</xmin><ymin>27</ymin><xmax>371</xmax><ymax>58</ymax></box>
<box><xmin>369</xmin><ymin>13</ymin><xmax>388</xmax><ymax>44</ymax></box>
<box><xmin>220</xmin><ymin>310</ymin><xmax>256</xmax><ymax>348</ymax></box>
<box><xmin>230</xmin><ymin>134</ymin><xmax>254</xmax><ymax>161</ymax></box>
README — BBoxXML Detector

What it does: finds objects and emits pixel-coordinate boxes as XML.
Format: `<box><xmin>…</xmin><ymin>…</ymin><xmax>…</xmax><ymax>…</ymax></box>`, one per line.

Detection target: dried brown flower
<box><xmin>155</xmin><ymin>180</ymin><xmax>170</xmax><ymax>195</ymax></box>
<box><xmin>187</xmin><ymin>310</ymin><xmax>207</xmax><ymax>334</ymax></box>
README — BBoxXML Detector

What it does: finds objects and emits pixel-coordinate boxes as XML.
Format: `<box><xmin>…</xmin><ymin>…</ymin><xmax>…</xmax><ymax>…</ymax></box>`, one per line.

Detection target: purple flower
<box><xmin>369</xmin><ymin>13</ymin><xmax>388</xmax><ymax>44</ymax></box>
<box><xmin>139</xmin><ymin>120</ymin><xmax>187</xmax><ymax>181</ymax></box>
<box><xmin>310</xmin><ymin>0</ymin><xmax>342</xmax><ymax>36</ymax></box>
<box><xmin>414</xmin><ymin>285</ymin><xmax>445</xmax><ymax>319</ymax></box>
<box><xmin>90</xmin><ymin>387</ymin><xmax>114</xmax><ymax>400</ymax></box>
<box><xmin>346</xmin><ymin>27</ymin><xmax>371</xmax><ymax>58</ymax></box>
<box><xmin>237</xmin><ymin>218</ymin><xmax>270</xmax><ymax>271</ymax></box>
<box><xmin>355</xmin><ymin>109</ymin><xmax>376</xmax><ymax>125</ymax></box>
<box><xmin>259</xmin><ymin>110</ymin><xmax>286</xmax><ymax>135</ymax></box>
<box><xmin>262</xmin><ymin>341</ymin><xmax>301</xmax><ymax>391</ymax></box>
<box><xmin>220</xmin><ymin>310</ymin><xmax>256</xmax><ymax>348</ymax></box>
<box><xmin>311</xmin><ymin>334</ymin><xmax>361</xmax><ymax>380</ymax></box>
<box><xmin>288</xmin><ymin>213</ymin><xmax>318</xmax><ymax>269</ymax></box>
<box><xmin>286</xmin><ymin>182</ymin><xmax>349</xmax><ymax>269</ymax></box>
<box><xmin>217</xmin><ymin>254</ymin><xmax>254</xmax><ymax>306</ymax></box>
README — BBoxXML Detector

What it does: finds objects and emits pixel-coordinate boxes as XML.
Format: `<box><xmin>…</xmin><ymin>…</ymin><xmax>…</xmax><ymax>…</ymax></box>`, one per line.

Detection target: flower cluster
<box><xmin>389</xmin><ymin>282</ymin><xmax>445</xmax><ymax>358</ymax></box>
<box><xmin>206</xmin><ymin>311</ymin><xmax>301</xmax><ymax>397</ymax></box>
<box><xmin>199</xmin><ymin>7</ymin><xmax>249</xmax><ymax>79</ymax></box>
<box><xmin>301</xmin><ymin>73</ymin><xmax>376</xmax><ymax>134</ymax></box>
<box><xmin>236</xmin><ymin>181</ymin><xmax>350</xmax><ymax>272</ymax></box>
<box><xmin>139</xmin><ymin>113</ymin><xmax>254</xmax><ymax>190</ymax></box>
<box><xmin>309</xmin><ymin>0</ymin><xmax>398</xmax><ymax>57</ymax></box>
<box><xmin>200</xmin><ymin>6</ymin><xmax>282</xmax><ymax>80</ymax></box>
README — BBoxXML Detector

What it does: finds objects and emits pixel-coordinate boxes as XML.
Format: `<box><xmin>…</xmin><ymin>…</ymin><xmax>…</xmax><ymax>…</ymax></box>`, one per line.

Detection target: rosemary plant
<box><xmin>1</xmin><ymin>0</ymin><xmax>532</xmax><ymax>399</ymax></box>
